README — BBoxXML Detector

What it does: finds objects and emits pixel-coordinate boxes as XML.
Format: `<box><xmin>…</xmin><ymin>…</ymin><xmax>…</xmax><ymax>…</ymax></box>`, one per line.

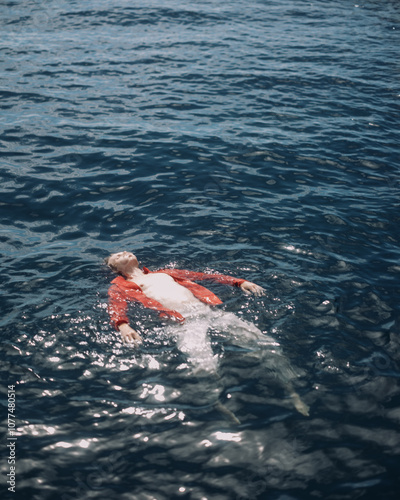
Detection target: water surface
<box><xmin>1</xmin><ymin>1</ymin><xmax>400</xmax><ymax>499</ymax></box>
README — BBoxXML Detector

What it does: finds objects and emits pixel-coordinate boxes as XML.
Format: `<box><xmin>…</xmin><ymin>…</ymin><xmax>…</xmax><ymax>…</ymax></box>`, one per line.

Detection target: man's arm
<box><xmin>108</xmin><ymin>285</ymin><xmax>141</xmax><ymax>344</ymax></box>
<box><xmin>108</xmin><ymin>283</ymin><xmax>185</xmax><ymax>344</ymax></box>
<box><xmin>163</xmin><ymin>269</ymin><xmax>265</xmax><ymax>296</ymax></box>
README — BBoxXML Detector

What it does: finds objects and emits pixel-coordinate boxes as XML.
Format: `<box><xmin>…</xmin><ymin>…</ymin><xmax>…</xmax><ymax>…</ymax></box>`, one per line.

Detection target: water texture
<box><xmin>1</xmin><ymin>0</ymin><xmax>400</xmax><ymax>499</ymax></box>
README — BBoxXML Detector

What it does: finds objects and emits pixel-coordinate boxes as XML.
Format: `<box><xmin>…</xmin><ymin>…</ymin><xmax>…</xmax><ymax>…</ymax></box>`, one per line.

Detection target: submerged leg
<box><xmin>174</xmin><ymin>316</ymin><xmax>241</xmax><ymax>424</ymax></box>
<box><xmin>214</xmin><ymin>400</ymin><xmax>241</xmax><ymax>425</ymax></box>
<box><xmin>175</xmin><ymin>317</ymin><xmax>219</xmax><ymax>376</ymax></box>
<box><xmin>287</xmin><ymin>383</ymin><xmax>310</xmax><ymax>416</ymax></box>
<box><xmin>212</xmin><ymin>310</ymin><xmax>309</xmax><ymax>416</ymax></box>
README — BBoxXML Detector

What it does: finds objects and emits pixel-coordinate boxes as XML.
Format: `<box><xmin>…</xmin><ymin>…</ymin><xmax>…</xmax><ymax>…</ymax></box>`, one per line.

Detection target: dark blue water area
<box><xmin>1</xmin><ymin>0</ymin><xmax>400</xmax><ymax>499</ymax></box>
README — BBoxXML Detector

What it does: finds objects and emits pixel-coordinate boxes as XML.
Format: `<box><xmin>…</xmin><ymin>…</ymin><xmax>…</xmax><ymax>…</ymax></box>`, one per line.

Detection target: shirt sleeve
<box><xmin>162</xmin><ymin>268</ymin><xmax>246</xmax><ymax>287</ymax></box>
<box><xmin>108</xmin><ymin>284</ymin><xmax>130</xmax><ymax>330</ymax></box>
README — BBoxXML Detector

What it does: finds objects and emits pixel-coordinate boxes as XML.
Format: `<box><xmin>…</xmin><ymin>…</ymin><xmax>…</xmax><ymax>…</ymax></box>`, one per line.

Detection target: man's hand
<box><xmin>118</xmin><ymin>323</ymin><xmax>142</xmax><ymax>345</ymax></box>
<box><xmin>240</xmin><ymin>281</ymin><xmax>266</xmax><ymax>297</ymax></box>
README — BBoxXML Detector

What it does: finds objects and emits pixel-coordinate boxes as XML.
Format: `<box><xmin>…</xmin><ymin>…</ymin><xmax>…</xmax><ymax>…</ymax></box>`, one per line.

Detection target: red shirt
<box><xmin>108</xmin><ymin>267</ymin><xmax>246</xmax><ymax>330</ymax></box>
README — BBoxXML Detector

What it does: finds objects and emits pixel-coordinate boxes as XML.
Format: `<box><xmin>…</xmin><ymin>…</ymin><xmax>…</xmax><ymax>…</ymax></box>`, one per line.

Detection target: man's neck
<box><xmin>126</xmin><ymin>267</ymin><xmax>145</xmax><ymax>281</ymax></box>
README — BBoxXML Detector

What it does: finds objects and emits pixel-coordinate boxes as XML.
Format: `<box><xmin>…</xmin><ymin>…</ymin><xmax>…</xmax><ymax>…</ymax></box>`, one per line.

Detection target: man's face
<box><xmin>108</xmin><ymin>251</ymin><xmax>139</xmax><ymax>274</ymax></box>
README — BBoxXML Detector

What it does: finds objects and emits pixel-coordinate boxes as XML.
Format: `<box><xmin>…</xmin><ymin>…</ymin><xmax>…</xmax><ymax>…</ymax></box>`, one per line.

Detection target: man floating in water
<box><xmin>105</xmin><ymin>251</ymin><xmax>309</xmax><ymax>416</ymax></box>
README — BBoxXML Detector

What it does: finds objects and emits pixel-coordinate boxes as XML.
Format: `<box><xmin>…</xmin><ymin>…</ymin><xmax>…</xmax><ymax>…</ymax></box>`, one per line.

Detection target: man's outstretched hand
<box><xmin>118</xmin><ymin>323</ymin><xmax>143</xmax><ymax>346</ymax></box>
<box><xmin>240</xmin><ymin>281</ymin><xmax>266</xmax><ymax>297</ymax></box>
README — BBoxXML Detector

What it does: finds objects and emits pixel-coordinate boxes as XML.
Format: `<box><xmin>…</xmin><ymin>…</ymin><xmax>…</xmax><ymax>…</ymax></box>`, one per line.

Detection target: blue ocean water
<box><xmin>1</xmin><ymin>0</ymin><xmax>400</xmax><ymax>498</ymax></box>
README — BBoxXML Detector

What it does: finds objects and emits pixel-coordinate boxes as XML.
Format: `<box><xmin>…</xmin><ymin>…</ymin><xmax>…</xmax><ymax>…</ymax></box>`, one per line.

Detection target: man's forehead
<box><xmin>110</xmin><ymin>251</ymin><xmax>129</xmax><ymax>259</ymax></box>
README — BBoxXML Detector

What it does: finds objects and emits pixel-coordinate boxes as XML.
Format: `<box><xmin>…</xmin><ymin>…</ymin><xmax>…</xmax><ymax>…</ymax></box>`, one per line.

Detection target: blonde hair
<box><xmin>104</xmin><ymin>255</ymin><xmax>121</xmax><ymax>275</ymax></box>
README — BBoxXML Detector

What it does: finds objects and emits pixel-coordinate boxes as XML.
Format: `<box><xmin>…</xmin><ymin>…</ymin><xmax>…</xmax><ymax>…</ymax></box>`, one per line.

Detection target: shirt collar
<box><xmin>111</xmin><ymin>267</ymin><xmax>151</xmax><ymax>287</ymax></box>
